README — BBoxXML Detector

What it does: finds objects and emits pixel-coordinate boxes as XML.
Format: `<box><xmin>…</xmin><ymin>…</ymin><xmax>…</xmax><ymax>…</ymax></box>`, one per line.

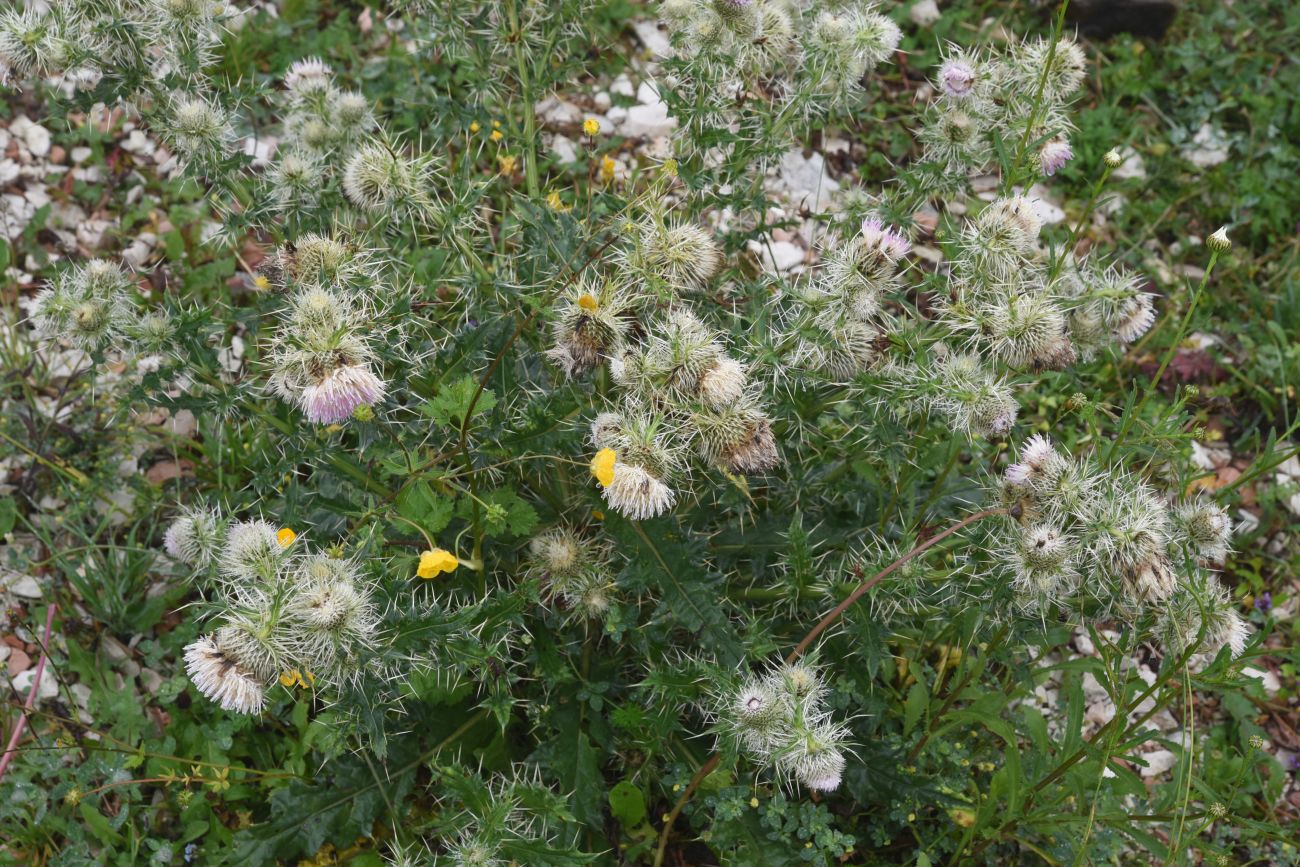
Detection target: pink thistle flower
<box><xmin>1039</xmin><ymin>139</ymin><xmax>1074</xmax><ymax>177</ymax></box>
<box><xmin>302</xmin><ymin>364</ymin><xmax>385</xmax><ymax>424</ymax></box>
<box><xmin>861</xmin><ymin>218</ymin><xmax>911</xmax><ymax>262</ymax></box>
<box><xmin>938</xmin><ymin>60</ymin><xmax>976</xmax><ymax>97</ymax></box>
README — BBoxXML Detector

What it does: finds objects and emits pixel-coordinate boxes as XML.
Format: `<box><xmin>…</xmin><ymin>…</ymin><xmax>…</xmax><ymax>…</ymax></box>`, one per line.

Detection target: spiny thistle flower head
<box><xmin>527</xmin><ymin>528</ymin><xmax>616</xmax><ymax>618</ymax></box>
<box><xmin>126</xmin><ymin>308</ymin><xmax>175</xmax><ymax>354</ymax></box>
<box><xmin>776</xmin><ymin>722</ymin><xmax>849</xmax><ymax>792</ymax></box>
<box><xmin>1176</xmin><ymin>498</ymin><xmax>1233</xmax><ymax>563</ymax></box>
<box><xmin>635</xmin><ymin>219</ymin><xmax>722</xmax><ymax>291</ymax></box>
<box><xmin>301</xmin><ymin>363</ymin><xmax>386</xmax><ymax>424</ymax></box>
<box><xmin>164</xmin><ymin>507</ymin><xmax>226</xmax><ymax>568</ymax></box>
<box><xmin>529</xmin><ymin>528</ymin><xmax>584</xmax><ymax>576</ymax></box>
<box><xmin>289</xmin><ymin>555</ymin><xmax>376</xmax><ymax>634</ymax></box>
<box><xmin>29</xmin><ymin>260</ymin><xmax>134</xmax><ymax>351</ymax></box>
<box><xmin>794</xmin><ymin>316</ymin><xmax>885</xmax><ymax>380</ymax></box>
<box><xmin>219</xmin><ymin>519</ymin><xmax>290</xmax><ymax>581</ymax></box>
<box><xmin>1018</xmin><ymin>36</ymin><xmax>1088</xmax><ymax>100</ymax></box>
<box><xmin>166</xmin><ymin>93</ymin><xmax>232</xmax><ymax>159</ymax></box>
<box><xmin>0</xmin><ymin>8</ymin><xmax>68</xmax><ymax>80</ymax></box>
<box><xmin>697</xmin><ymin>356</ymin><xmax>748</xmax><ymax>409</ymax></box>
<box><xmin>184</xmin><ymin>634</ymin><xmax>266</xmax><ymax>714</ymax></box>
<box><xmin>342</xmin><ymin>141</ymin><xmax>433</xmax><ymax>215</ymax></box>
<box><xmin>1039</xmin><ymin>138</ymin><xmax>1074</xmax><ymax>176</ymax></box>
<box><xmin>938</xmin><ymin>55</ymin><xmax>978</xmax><ymax>98</ymax></box>
<box><xmin>982</xmin><ymin>293</ymin><xmax>1070</xmax><ymax>369</ymax></box>
<box><xmin>279</xmin><ymin>233</ymin><xmax>372</xmax><ymax>287</ymax></box>
<box><xmin>547</xmin><ymin>279</ymin><xmax>635</xmax><ymax>378</ymax></box>
<box><xmin>270</xmin><ymin>151</ymin><xmax>324</xmax><ymax>211</ymax></box>
<box><xmin>1005</xmin><ymin>433</ymin><xmax>1066</xmax><ymax>487</ymax></box>
<box><xmin>692</xmin><ymin>401</ymin><xmax>781</xmax><ymax>474</ymax></box>
<box><xmin>930</xmin><ymin>353</ymin><xmax>1018</xmax><ymax>437</ymax></box>
<box><xmin>859</xmin><ymin>217</ymin><xmax>911</xmax><ymax>263</ymax></box>
<box><xmin>284</xmin><ymin>56</ymin><xmax>333</xmax><ymax>97</ymax></box>
<box><xmin>1158</xmin><ymin>577</ymin><xmax>1250</xmax><ymax>666</ymax></box>
<box><xmin>331</xmin><ymin>90</ymin><xmax>375</xmax><ymax>135</ymax></box>
<box><xmin>602</xmin><ymin>462</ymin><xmax>676</xmax><ymax>521</ymax></box>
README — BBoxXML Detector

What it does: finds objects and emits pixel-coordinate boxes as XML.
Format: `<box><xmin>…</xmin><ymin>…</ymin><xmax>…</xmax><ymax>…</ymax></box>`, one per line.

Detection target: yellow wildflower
<box><xmin>600</xmin><ymin>155</ymin><xmax>617</xmax><ymax>182</ymax></box>
<box><xmin>417</xmin><ymin>548</ymin><xmax>459</xmax><ymax>579</ymax></box>
<box><xmin>279</xmin><ymin>670</ymin><xmax>312</xmax><ymax>689</ymax></box>
<box><xmin>497</xmin><ymin>153</ymin><xmax>517</xmax><ymax>174</ymax></box>
<box><xmin>582</xmin><ymin>117</ymin><xmax>600</xmax><ymax>137</ymax></box>
<box><xmin>492</xmin><ymin>120</ymin><xmax>501</xmax><ymax>128</ymax></box>
<box><xmin>276</xmin><ymin>527</ymin><xmax>297</xmax><ymax>547</ymax></box>
<box><xmin>252</xmin><ymin>274</ymin><xmax>271</xmax><ymax>291</ymax></box>
<box><xmin>577</xmin><ymin>293</ymin><xmax>599</xmax><ymax>311</ymax></box>
<box><xmin>469</xmin><ymin>121</ymin><xmax>481</xmax><ymax>133</ymax></box>
<box><xmin>545</xmin><ymin>190</ymin><xmax>570</xmax><ymax>212</ymax></box>
<box><xmin>490</xmin><ymin>129</ymin><xmax>504</xmax><ymax>143</ymax></box>
<box><xmin>591</xmin><ymin>448</ymin><xmax>617</xmax><ymax>487</ymax></box>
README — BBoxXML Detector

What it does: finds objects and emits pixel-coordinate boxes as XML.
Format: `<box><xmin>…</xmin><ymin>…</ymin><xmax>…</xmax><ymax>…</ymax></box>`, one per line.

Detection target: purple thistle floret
<box><xmin>861</xmin><ymin>217</ymin><xmax>912</xmax><ymax>262</ymax></box>
<box><xmin>938</xmin><ymin>59</ymin><xmax>976</xmax><ymax>98</ymax></box>
<box><xmin>1254</xmin><ymin>591</ymin><xmax>1272</xmax><ymax>612</ymax></box>
<box><xmin>302</xmin><ymin>364</ymin><xmax>386</xmax><ymax>424</ymax></box>
<box><xmin>1039</xmin><ymin>139</ymin><xmax>1074</xmax><ymax>177</ymax></box>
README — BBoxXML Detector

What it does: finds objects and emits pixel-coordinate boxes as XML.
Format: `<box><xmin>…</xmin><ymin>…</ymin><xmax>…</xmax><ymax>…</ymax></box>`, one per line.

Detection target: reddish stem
<box><xmin>0</xmin><ymin>602</ymin><xmax>58</xmax><ymax>784</ymax></box>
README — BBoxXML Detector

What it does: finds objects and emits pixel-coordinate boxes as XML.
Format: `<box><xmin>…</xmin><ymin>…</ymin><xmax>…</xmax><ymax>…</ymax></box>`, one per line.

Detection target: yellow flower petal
<box><xmin>582</xmin><ymin>118</ymin><xmax>600</xmax><ymax>137</ymax></box>
<box><xmin>276</xmin><ymin>528</ymin><xmax>296</xmax><ymax>547</ymax></box>
<box><xmin>418</xmin><ymin>548</ymin><xmax>459</xmax><ymax>579</ymax></box>
<box><xmin>279</xmin><ymin>670</ymin><xmax>300</xmax><ymax>688</ymax></box>
<box><xmin>591</xmin><ymin>448</ymin><xmax>617</xmax><ymax>487</ymax></box>
<box><xmin>577</xmin><ymin>293</ymin><xmax>599</xmax><ymax>311</ymax></box>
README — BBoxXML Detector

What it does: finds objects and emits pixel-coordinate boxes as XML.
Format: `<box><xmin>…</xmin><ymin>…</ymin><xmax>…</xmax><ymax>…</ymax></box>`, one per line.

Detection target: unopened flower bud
<box><xmin>1103</xmin><ymin>149</ymin><xmax>1123</xmax><ymax>168</ymax></box>
<box><xmin>1207</xmin><ymin>227</ymin><xmax>1232</xmax><ymax>253</ymax></box>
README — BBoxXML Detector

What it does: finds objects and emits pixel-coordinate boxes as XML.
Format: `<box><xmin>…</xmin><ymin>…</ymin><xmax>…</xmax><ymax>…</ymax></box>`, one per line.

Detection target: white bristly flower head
<box><xmin>184</xmin><ymin>634</ymin><xmax>266</xmax><ymax>714</ymax></box>
<box><xmin>220</xmin><ymin>519</ymin><xmax>288</xmax><ymax>581</ymax></box>
<box><xmin>166</xmin><ymin>93</ymin><xmax>232</xmax><ymax>159</ymax></box>
<box><xmin>164</xmin><ymin>507</ymin><xmax>225</xmax><ymax>568</ymax></box>
<box><xmin>284</xmin><ymin>57</ymin><xmax>333</xmax><ymax>97</ymax></box>
<box><xmin>698</xmin><ymin>357</ymin><xmax>748</xmax><ymax>409</ymax></box>
<box><xmin>1176</xmin><ymin>498</ymin><xmax>1233</xmax><ymax>563</ymax></box>
<box><xmin>603</xmin><ymin>463</ymin><xmax>675</xmax><ymax>520</ymax></box>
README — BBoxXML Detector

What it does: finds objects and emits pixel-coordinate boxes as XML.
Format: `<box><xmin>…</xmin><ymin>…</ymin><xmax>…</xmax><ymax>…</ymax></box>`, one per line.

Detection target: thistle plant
<box><xmin>4</xmin><ymin>0</ymin><xmax>1290</xmax><ymax>864</ymax></box>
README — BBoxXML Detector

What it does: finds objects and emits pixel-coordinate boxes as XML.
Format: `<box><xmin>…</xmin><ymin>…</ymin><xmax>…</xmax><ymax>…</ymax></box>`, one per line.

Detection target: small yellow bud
<box><xmin>469</xmin><ymin>121</ymin><xmax>481</xmax><ymax>133</ymax></box>
<box><xmin>276</xmin><ymin>528</ymin><xmax>296</xmax><ymax>547</ymax></box>
<box><xmin>749</xmin><ymin>797</ymin><xmax>759</xmax><ymax>808</ymax></box>
<box><xmin>577</xmin><ymin>293</ymin><xmax>599</xmax><ymax>311</ymax></box>
<box><xmin>490</xmin><ymin>129</ymin><xmax>503</xmax><ymax>143</ymax></box>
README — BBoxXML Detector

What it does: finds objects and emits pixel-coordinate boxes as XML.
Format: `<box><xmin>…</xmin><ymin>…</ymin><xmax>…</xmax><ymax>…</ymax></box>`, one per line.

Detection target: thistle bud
<box><xmin>1207</xmin><ymin>227</ymin><xmax>1232</xmax><ymax>253</ymax></box>
<box><xmin>1103</xmin><ymin>149</ymin><xmax>1123</xmax><ymax>168</ymax></box>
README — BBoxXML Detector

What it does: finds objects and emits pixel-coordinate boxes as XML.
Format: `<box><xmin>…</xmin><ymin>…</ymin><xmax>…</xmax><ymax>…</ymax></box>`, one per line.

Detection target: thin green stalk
<box><xmin>506</xmin><ymin>0</ymin><xmax>540</xmax><ymax>200</ymax></box>
<box><xmin>1107</xmin><ymin>251</ymin><xmax>1220</xmax><ymax>460</ymax></box>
